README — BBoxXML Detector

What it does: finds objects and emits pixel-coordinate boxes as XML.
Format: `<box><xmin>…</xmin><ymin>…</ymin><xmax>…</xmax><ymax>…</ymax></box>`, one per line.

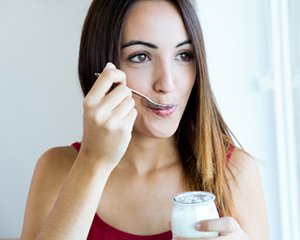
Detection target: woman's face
<box><xmin>120</xmin><ymin>0</ymin><xmax>196</xmax><ymax>139</ymax></box>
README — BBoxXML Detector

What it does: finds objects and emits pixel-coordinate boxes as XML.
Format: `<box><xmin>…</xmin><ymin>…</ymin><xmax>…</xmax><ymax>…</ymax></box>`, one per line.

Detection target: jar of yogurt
<box><xmin>171</xmin><ymin>191</ymin><xmax>219</xmax><ymax>238</ymax></box>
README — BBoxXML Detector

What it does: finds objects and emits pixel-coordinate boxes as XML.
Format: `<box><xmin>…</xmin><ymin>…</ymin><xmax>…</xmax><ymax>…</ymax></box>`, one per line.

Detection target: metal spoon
<box><xmin>95</xmin><ymin>73</ymin><xmax>175</xmax><ymax>109</ymax></box>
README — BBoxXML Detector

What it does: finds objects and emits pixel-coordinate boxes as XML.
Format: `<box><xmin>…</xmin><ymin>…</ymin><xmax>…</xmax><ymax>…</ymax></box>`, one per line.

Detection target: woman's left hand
<box><xmin>170</xmin><ymin>217</ymin><xmax>251</xmax><ymax>240</ymax></box>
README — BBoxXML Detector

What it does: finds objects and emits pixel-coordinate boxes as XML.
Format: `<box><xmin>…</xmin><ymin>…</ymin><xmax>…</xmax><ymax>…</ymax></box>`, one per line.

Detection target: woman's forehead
<box><xmin>122</xmin><ymin>1</ymin><xmax>189</xmax><ymax>46</ymax></box>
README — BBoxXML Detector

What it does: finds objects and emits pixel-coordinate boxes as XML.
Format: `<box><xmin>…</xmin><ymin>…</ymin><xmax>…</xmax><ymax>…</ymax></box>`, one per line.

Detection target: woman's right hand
<box><xmin>80</xmin><ymin>62</ymin><xmax>137</xmax><ymax>168</ymax></box>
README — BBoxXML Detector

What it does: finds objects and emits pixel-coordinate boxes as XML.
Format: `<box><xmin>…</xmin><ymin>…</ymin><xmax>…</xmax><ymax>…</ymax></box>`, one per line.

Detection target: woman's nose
<box><xmin>153</xmin><ymin>61</ymin><xmax>176</xmax><ymax>94</ymax></box>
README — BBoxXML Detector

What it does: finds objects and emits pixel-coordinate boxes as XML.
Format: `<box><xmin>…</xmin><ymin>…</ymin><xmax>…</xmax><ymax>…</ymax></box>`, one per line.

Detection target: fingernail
<box><xmin>194</xmin><ymin>222</ymin><xmax>201</xmax><ymax>230</ymax></box>
<box><xmin>105</xmin><ymin>62</ymin><xmax>115</xmax><ymax>69</ymax></box>
<box><xmin>102</xmin><ymin>62</ymin><xmax>113</xmax><ymax>72</ymax></box>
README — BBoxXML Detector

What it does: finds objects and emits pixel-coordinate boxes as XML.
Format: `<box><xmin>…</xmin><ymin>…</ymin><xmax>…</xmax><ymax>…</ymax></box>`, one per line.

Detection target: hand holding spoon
<box><xmin>95</xmin><ymin>73</ymin><xmax>175</xmax><ymax>109</ymax></box>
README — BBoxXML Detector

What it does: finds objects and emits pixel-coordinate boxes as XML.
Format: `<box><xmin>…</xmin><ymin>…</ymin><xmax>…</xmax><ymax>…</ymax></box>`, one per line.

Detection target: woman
<box><xmin>20</xmin><ymin>0</ymin><xmax>269</xmax><ymax>239</ymax></box>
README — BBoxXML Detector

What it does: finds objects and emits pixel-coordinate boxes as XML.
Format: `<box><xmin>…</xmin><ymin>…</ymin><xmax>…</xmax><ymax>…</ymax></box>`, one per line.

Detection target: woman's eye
<box><xmin>176</xmin><ymin>51</ymin><xmax>193</xmax><ymax>61</ymax></box>
<box><xmin>129</xmin><ymin>53</ymin><xmax>150</xmax><ymax>63</ymax></box>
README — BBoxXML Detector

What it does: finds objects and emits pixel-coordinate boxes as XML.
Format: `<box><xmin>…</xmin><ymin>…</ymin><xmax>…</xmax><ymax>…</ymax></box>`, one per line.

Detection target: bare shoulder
<box><xmin>21</xmin><ymin>145</ymin><xmax>79</xmax><ymax>239</ymax></box>
<box><xmin>226</xmin><ymin>147</ymin><xmax>269</xmax><ymax>239</ymax></box>
<box><xmin>36</xmin><ymin>145</ymin><xmax>78</xmax><ymax>177</ymax></box>
<box><xmin>31</xmin><ymin>144</ymin><xmax>79</xmax><ymax>203</ymax></box>
<box><xmin>226</xmin><ymin>147</ymin><xmax>260</xmax><ymax>182</ymax></box>
<box><xmin>226</xmin><ymin>147</ymin><xmax>263</xmax><ymax>201</ymax></box>
<box><xmin>32</xmin><ymin>145</ymin><xmax>79</xmax><ymax>190</ymax></box>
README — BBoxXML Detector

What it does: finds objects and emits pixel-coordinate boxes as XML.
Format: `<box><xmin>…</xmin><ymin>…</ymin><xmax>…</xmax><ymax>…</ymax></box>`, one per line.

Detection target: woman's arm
<box><xmin>20</xmin><ymin>63</ymin><xmax>137</xmax><ymax>240</ymax></box>
<box><xmin>20</xmin><ymin>146</ymin><xmax>114</xmax><ymax>240</ymax></box>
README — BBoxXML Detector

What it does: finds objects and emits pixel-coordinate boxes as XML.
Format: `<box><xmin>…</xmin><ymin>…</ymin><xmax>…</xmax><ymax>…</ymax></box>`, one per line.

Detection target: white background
<box><xmin>0</xmin><ymin>0</ymin><xmax>89</xmax><ymax>237</ymax></box>
<box><xmin>1</xmin><ymin>0</ymin><xmax>299</xmax><ymax>239</ymax></box>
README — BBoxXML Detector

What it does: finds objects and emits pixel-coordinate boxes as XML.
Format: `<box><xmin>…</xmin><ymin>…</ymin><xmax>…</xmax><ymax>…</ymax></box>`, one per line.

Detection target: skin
<box><xmin>20</xmin><ymin>1</ymin><xmax>269</xmax><ymax>240</ymax></box>
<box><xmin>119</xmin><ymin>0</ymin><xmax>196</xmax><ymax>139</ymax></box>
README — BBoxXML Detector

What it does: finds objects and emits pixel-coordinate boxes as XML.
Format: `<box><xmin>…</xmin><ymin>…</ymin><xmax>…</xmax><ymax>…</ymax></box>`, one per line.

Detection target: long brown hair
<box><xmin>78</xmin><ymin>0</ymin><xmax>236</xmax><ymax>218</ymax></box>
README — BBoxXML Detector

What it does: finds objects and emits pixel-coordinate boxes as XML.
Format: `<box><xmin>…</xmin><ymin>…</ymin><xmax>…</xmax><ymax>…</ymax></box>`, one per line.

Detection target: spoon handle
<box><xmin>94</xmin><ymin>73</ymin><xmax>174</xmax><ymax>109</ymax></box>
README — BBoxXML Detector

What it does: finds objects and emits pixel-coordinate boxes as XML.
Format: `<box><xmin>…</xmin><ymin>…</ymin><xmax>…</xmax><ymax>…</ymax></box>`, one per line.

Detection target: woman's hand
<box><xmin>79</xmin><ymin>62</ymin><xmax>137</xmax><ymax>168</ymax></box>
<box><xmin>170</xmin><ymin>217</ymin><xmax>251</xmax><ymax>240</ymax></box>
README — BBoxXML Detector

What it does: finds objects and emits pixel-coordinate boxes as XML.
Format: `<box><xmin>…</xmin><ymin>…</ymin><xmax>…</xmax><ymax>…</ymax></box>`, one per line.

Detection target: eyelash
<box><xmin>176</xmin><ymin>50</ymin><xmax>194</xmax><ymax>61</ymax></box>
<box><xmin>128</xmin><ymin>50</ymin><xmax>194</xmax><ymax>63</ymax></box>
<box><xmin>128</xmin><ymin>51</ymin><xmax>151</xmax><ymax>63</ymax></box>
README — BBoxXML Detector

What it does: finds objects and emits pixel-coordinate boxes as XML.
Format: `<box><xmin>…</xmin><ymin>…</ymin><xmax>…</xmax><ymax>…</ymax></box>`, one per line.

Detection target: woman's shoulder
<box><xmin>32</xmin><ymin>144</ymin><xmax>79</xmax><ymax>192</ymax></box>
<box><xmin>36</xmin><ymin>144</ymin><xmax>78</xmax><ymax>174</ymax></box>
<box><xmin>225</xmin><ymin>147</ymin><xmax>263</xmax><ymax>201</ymax></box>
<box><xmin>226</xmin><ymin>147</ymin><xmax>268</xmax><ymax>234</ymax></box>
<box><xmin>226</xmin><ymin>147</ymin><xmax>262</xmax><ymax>190</ymax></box>
<box><xmin>21</xmin><ymin>145</ymin><xmax>79</xmax><ymax>238</ymax></box>
<box><xmin>40</xmin><ymin>144</ymin><xmax>79</xmax><ymax>160</ymax></box>
<box><xmin>227</xmin><ymin>147</ymin><xmax>259</xmax><ymax>176</ymax></box>
<box><xmin>226</xmin><ymin>149</ymin><xmax>268</xmax><ymax>237</ymax></box>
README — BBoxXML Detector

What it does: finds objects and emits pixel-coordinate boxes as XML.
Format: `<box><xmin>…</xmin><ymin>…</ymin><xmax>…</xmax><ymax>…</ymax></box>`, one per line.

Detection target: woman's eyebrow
<box><xmin>176</xmin><ymin>39</ymin><xmax>192</xmax><ymax>48</ymax></box>
<box><xmin>121</xmin><ymin>41</ymin><xmax>158</xmax><ymax>49</ymax></box>
<box><xmin>121</xmin><ymin>39</ymin><xmax>192</xmax><ymax>49</ymax></box>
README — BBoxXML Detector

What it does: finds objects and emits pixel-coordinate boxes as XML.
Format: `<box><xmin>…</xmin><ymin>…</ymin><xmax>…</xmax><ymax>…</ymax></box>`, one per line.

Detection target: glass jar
<box><xmin>171</xmin><ymin>191</ymin><xmax>219</xmax><ymax>238</ymax></box>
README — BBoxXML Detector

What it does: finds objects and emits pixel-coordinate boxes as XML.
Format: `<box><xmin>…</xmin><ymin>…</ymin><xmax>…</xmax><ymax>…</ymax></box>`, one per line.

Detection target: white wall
<box><xmin>0</xmin><ymin>0</ymin><xmax>90</xmax><ymax>237</ymax></box>
<box><xmin>0</xmin><ymin>0</ymin><xmax>288</xmax><ymax>238</ymax></box>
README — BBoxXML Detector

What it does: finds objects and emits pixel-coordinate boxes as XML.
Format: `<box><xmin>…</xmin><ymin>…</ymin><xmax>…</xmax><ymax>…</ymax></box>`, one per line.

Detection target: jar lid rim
<box><xmin>172</xmin><ymin>191</ymin><xmax>216</xmax><ymax>205</ymax></box>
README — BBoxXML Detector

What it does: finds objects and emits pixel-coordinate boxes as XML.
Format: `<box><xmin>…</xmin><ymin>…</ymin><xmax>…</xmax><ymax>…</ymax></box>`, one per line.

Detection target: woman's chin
<box><xmin>133</xmin><ymin>123</ymin><xmax>178</xmax><ymax>139</ymax></box>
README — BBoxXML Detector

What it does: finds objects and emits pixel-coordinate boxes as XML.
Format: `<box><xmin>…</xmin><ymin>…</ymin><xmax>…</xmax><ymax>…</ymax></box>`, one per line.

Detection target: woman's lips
<box><xmin>150</xmin><ymin>106</ymin><xmax>176</xmax><ymax>117</ymax></box>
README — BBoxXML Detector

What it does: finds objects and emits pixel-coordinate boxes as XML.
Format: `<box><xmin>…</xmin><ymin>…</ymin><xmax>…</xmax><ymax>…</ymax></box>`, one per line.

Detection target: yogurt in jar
<box><xmin>171</xmin><ymin>191</ymin><xmax>219</xmax><ymax>238</ymax></box>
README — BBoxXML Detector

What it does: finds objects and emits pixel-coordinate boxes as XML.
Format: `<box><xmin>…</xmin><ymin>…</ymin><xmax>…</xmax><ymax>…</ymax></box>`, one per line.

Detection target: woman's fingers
<box><xmin>171</xmin><ymin>217</ymin><xmax>242</xmax><ymax>240</ymax></box>
<box><xmin>101</xmin><ymin>84</ymin><xmax>133</xmax><ymax>112</ymax></box>
<box><xmin>123</xmin><ymin>107</ymin><xmax>138</xmax><ymax>130</ymax></box>
<box><xmin>111</xmin><ymin>94</ymin><xmax>136</xmax><ymax>120</ymax></box>
<box><xmin>80</xmin><ymin>62</ymin><xmax>137</xmax><ymax>166</ymax></box>
<box><xmin>196</xmin><ymin>217</ymin><xmax>240</xmax><ymax>233</ymax></box>
<box><xmin>84</xmin><ymin>63</ymin><xmax>126</xmax><ymax>107</ymax></box>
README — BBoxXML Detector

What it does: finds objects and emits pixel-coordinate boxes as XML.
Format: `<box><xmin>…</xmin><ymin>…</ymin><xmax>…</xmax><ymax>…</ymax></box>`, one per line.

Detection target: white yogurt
<box><xmin>171</xmin><ymin>191</ymin><xmax>219</xmax><ymax>238</ymax></box>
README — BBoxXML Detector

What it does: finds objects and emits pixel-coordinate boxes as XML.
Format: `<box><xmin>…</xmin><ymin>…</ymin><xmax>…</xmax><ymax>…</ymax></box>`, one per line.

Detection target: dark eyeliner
<box><xmin>128</xmin><ymin>51</ymin><xmax>151</xmax><ymax>63</ymax></box>
<box><xmin>178</xmin><ymin>50</ymin><xmax>194</xmax><ymax>61</ymax></box>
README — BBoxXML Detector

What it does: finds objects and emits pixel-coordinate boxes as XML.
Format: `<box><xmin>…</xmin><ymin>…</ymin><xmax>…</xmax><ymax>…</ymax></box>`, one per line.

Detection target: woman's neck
<box><xmin>117</xmin><ymin>132</ymin><xmax>180</xmax><ymax>177</ymax></box>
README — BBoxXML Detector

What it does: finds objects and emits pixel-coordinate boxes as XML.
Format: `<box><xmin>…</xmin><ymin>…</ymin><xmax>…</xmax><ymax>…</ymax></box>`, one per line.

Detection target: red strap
<box><xmin>71</xmin><ymin>142</ymin><xmax>81</xmax><ymax>152</ymax></box>
<box><xmin>226</xmin><ymin>144</ymin><xmax>235</xmax><ymax>164</ymax></box>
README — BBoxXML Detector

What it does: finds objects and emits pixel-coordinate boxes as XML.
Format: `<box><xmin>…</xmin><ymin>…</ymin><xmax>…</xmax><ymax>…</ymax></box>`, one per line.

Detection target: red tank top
<box><xmin>71</xmin><ymin>142</ymin><xmax>235</xmax><ymax>240</ymax></box>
